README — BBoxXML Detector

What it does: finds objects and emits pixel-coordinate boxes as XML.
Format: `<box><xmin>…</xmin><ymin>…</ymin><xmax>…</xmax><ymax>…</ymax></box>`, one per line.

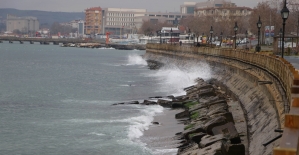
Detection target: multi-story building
<box><xmin>85</xmin><ymin>7</ymin><xmax>103</xmax><ymax>35</ymax></box>
<box><xmin>180</xmin><ymin>2</ymin><xmax>197</xmax><ymax>14</ymax></box>
<box><xmin>102</xmin><ymin>8</ymin><xmax>147</xmax><ymax>35</ymax></box>
<box><xmin>194</xmin><ymin>0</ymin><xmax>252</xmax><ymax>20</ymax></box>
<box><xmin>78</xmin><ymin>21</ymin><xmax>85</xmax><ymax>36</ymax></box>
<box><xmin>6</xmin><ymin>14</ymin><xmax>39</xmax><ymax>33</ymax></box>
<box><xmin>137</xmin><ymin>12</ymin><xmax>189</xmax><ymax>27</ymax></box>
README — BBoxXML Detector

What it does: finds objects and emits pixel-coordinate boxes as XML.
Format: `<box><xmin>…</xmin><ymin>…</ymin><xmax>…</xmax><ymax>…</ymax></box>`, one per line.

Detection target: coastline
<box><xmin>140</xmin><ymin>108</ymin><xmax>185</xmax><ymax>155</ymax></box>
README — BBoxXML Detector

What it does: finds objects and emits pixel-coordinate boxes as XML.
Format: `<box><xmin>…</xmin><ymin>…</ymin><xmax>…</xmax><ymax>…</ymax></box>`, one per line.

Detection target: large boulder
<box><xmin>199</xmin><ymin>134</ymin><xmax>225</xmax><ymax>148</ymax></box>
<box><xmin>197</xmin><ymin>141</ymin><xmax>223</xmax><ymax>155</ymax></box>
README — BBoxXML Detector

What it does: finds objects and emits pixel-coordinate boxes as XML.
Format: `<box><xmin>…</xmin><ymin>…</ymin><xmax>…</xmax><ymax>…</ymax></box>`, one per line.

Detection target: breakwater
<box><xmin>145</xmin><ymin>44</ymin><xmax>299</xmax><ymax>155</ymax></box>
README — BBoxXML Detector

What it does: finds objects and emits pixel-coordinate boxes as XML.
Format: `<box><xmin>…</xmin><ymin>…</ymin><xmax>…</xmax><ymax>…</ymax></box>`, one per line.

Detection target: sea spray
<box><xmin>147</xmin><ymin>61</ymin><xmax>212</xmax><ymax>96</ymax></box>
<box><xmin>127</xmin><ymin>54</ymin><xmax>147</xmax><ymax>66</ymax></box>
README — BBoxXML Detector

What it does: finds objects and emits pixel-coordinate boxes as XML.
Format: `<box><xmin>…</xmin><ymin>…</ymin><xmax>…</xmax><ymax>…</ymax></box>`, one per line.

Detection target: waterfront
<box><xmin>0</xmin><ymin>42</ymin><xmax>211</xmax><ymax>155</ymax></box>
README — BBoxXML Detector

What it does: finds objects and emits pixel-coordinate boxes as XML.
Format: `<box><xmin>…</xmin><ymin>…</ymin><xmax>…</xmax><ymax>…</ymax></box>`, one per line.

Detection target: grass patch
<box><xmin>189</xmin><ymin>133</ymin><xmax>197</xmax><ymax>139</ymax></box>
<box><xmin>184</xmin><ymin>101</ymin><xmax>199</xmax><ymax>108</ymax></box>
<box><xmin>191</xmin><ymin>112</ymin><xmax>199</xmax><ymax>119</ymax></box>
<box><xmin>184</xmin><ymin>123</ymin><xmax>195</xmax><ymax>130</ymax></box>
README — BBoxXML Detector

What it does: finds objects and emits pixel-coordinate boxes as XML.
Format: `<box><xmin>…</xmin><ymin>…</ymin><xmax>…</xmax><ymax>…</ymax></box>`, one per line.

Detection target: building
<box><xmin>78</xmin><ymin>20</ymin><xmax>85</xmax><ymax>36</ymax></box>
<box><xmin>6</xmin><ymin>14</ymin><xmax>39</xmax><ymax>33</ymax></box>
<box><xmin>102</xmin><ymin>8</ymin><xmax>147</xmax><ymax>36</ymax></box>
<box><xmin>180</xmin><ymin>2</ymin><xmax>197</xmax><ymax>14</ymax></box>
<box><xmin>194</xmin><ymin>0</ymin><xmax>252</xmax><ymax>20</ymax></box>
<box><xmin>137</xmin><ymin>12</ymin><xmax>189</xmax><ymax>27</ymax></box>
<box><xmin>85</xmin><ymin>7</ymin><xmax>103</xmax><ymax>35</ymax></box>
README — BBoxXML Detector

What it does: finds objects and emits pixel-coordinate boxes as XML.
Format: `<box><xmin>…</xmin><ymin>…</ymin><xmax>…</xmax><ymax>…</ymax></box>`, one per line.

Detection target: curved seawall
<box><xmin>145</xmin><ymin>44</ymin><xmax>299</xmax><ymax>155</ymax></box>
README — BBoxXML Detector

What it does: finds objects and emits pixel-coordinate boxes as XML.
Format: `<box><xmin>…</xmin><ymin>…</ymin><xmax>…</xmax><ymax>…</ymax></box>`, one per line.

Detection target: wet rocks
<box><xmin>175</xmin><ymin>79</ymin><xmax>245</xmax><ymax>155</ymax></box>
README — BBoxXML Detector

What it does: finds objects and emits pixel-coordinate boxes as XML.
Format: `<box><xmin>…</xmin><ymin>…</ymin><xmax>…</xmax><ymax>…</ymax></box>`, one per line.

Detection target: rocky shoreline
<box><xmin>113</xmin><ymin>75</ymin><xmax>246</xmax><ymax>155</ymax></box>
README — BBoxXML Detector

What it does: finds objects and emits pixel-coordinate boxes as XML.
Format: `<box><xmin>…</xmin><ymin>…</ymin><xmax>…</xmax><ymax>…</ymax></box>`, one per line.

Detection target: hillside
<box><xmin>0</xmin><ymin>8</ymin><xmax>84</xmax><ymax>28</ymax></box>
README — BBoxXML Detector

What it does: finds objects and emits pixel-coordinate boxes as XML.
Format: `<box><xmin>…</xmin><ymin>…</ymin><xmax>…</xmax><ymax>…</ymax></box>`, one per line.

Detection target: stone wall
<box><xmin>145</xmin><ymin>44</ymin><xmax>299</xmax><ymax>155</ymax></box>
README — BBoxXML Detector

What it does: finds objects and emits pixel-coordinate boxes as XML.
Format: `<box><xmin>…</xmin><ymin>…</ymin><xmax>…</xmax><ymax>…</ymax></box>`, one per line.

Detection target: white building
<box><xmin>180</xmin><ymin>2</ymin><xmax>197</xmax><ymax>14</ymax></box>
<box><xmin>102</xmin><ymin>8</ymin><xmax>147</xmax><ymax>35</ymax></box>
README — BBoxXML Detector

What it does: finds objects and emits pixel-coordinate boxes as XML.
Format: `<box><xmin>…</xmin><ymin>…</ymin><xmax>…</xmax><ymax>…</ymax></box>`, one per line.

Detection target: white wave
<box><xmin>88</xmin><ymin>132</ymin><xmax>105</xmax><ymax>136</ymax></box>
<box><xmin>127</xmin><ymin>54</ymin><xmax>147</xmax><ymax>66</ymax></box>
<box><xmin>98</xmin><ymin>47</ymin><xmax>115</xmax><ymax>50</ymax></box>
<box><xmin>153</xmin><ymin>148</ymin><xmax>178</xmax><ymax>155</ymax></box>
<box><xmin>146</xmin><ymin>62</ymin><xmax>211</xmax><ymax>96</ymax></box>
<box><xmin>127</xmin><ymin>105</ymin><xmax>164</xmax><ymax>140</ymax></box>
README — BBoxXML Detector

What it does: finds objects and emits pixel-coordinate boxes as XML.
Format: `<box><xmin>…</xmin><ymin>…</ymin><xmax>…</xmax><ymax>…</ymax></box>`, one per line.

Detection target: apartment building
<box><xmin>6</xmin><ymin>14</ymin><xmax>39</xmax><ymax>33</ymax></box>
<box><xmin>101</xmin><ymin>8</ymin><xmax>146</xmax><ymax>35</ymax></box>
<box><xmin>85</xmin><ymin>7</ymin><xmax>103</xmax><ymax>35</ymax></box>
<box><xmin>137</xmin><ymin>12</ymin><xmax>189</xmax><ymax>27</ymax></box>
<box><xmin>194</xmin><ymin>0</ymin><xmax>252</xmax><ymax>20</ymax></box>
<box><xmin>180</xmin><ymin>2</ymin><xmax>197</xmax><ymax>14</ymax></box>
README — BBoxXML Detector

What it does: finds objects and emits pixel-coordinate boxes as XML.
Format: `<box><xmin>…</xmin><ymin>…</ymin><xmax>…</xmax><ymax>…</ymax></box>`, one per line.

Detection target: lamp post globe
<box><xmin>210</xmin><ymin>26</ymin><xmax>213</xmax><ymax>47</ymax></box>
<box><xmin>256</xmin><ymin>16</ymin><xmax>262</xmax><ymax>52</ymax></box>
<box><xmin>234</xmin><ymin>22</ymin><xmax>238</xmax><ymax>49</ymax></box>
<box><xmin>281</xmin><ymin>0</ymin><xmax>289</xmax><ymax>58</ymax></box>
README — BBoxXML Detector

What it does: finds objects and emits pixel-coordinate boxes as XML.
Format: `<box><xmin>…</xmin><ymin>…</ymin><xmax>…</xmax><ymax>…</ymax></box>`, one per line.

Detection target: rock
<box><xmin>178</xmin><ymin>143</ymin><xmax>199</xmax><ymax>155</ymax></box>
<box><xmin>141</xmin><ymin>100</ymin><xmax>156</xmax><ymax>105</ymax></box>
<box><xmin>222</xmin><ymin>142</ymin><xmax>245</xmax><ymax>155</ymax></box>
<box><xmin>197</xmin><ymin>141</ymin><xmax>223</xmax><ymax>155</ymax></box>
<box><xmin>172</xmin><ymin>102</ymin><xmax>185</xmax><ymax>108</ymax></box>
<box><xmin>212</xmin><ymin>122</ymin><xmax>241</xmax><ymax>144</ymax></box>
<box><xmin>124</xmin><ymin>101</ymin><xmax>139</xmax><ymax>104</ymax></box>
<box><xmin>199</xmin><ymin>134</ymin><xmax>225</xmax><ymax>148</ymax></box>
<box><xmin>188</xmin><ymin>132</ymin><xmax>207</xmax><ymax>144</ymax></box>
<box><xmin>176</xmin><ymin>110</ymin><xmax>190</xmax><ymax>119</ymax></box>
<box><xmin>157</xmin><ymin>99</ymin><xmax>172</xmax><ymax>108</ymax></box>
<box><xmin>182</xmin><ymin>124</ymin><xmax>206</xmax><ymax>140</ymax></box>
<box><xmin>210</xmin><ymin>112</ymin><xmax>235</xmax><ymax>124</ymax></box>
<box><xmin>152</xmin><ymin>122</ymin><xmax>160</xmax><ymax>125</ymax></box>
<box><xmin>204</xmin><ymin>116</ymin><xmax>227</xmax><ymax>135</ymax></box>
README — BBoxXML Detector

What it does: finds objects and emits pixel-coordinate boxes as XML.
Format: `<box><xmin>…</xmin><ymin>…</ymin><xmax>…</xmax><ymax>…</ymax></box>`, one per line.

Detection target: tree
<box><xmin>139</xmin><ymin>20</ymin><xmax>172</xmax><ymax>35</ymax></box>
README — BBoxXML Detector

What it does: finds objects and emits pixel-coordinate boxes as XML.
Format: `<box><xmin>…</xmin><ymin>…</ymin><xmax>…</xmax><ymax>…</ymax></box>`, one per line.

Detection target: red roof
<box><xmin>86</xmin><ymin>7</ymin><xmax>102</xmax><ymax>11</ymax></box>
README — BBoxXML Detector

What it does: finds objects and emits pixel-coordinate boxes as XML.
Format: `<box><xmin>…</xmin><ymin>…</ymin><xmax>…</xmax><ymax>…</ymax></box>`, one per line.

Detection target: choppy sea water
<box><xmin>0</xmin><ymin>42</ymin><xmax>211</xmax><ymax>155</ymax></box>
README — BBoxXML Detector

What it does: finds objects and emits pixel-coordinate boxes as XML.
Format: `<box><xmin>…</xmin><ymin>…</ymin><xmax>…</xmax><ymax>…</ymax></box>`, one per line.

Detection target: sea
<box><xmin>0</xmin><ymin>42</ymin><xmax>211</xmax><ymax>155</ymax></box>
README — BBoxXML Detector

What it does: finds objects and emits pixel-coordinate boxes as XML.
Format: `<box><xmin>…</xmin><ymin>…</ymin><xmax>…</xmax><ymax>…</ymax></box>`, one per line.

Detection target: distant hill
<box><xmin>0</xmin><ymin>8</ymin><xmax>84</xmax><ymax>28</ymax></box>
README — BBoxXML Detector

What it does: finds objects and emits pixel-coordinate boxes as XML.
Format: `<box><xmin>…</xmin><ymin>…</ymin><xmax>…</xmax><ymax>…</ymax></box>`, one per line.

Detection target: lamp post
<box><xmin>210</xmin><ymin>26</ymin><xmax>213</xmax><ymax>47</ymax></box>
<box><xmin>170</xmin><ymin>28</ymin><xmax>173</xmax><ymax>45</ymax></box>
<box><xmin>245</xmin><ymin>30</ymin><xmax>248</xmax><ymax>50</ymax></box>
<box><xmin>188</xmin><ymin>28</ymin><xmax>191</xmax><ymax>45</ymax></box>
<box><xmin>157</xmin><ymin>30</ymin><xmax>162</xmax><ymax>44</ymax></box>
<box><xmin>234</xmin><ymin>22</ymin><xmax>238</xmax><ymax>49</ymax></box>
<box><xmin>256</xmin><ymin>16</ymin><xmax>262</xmax><ymax>52</ymax></box>
<box><xmin>279</xmin><ymin>28</ymin><xmax>282</xmax><ymax>55</ymax></box>
<box><xmin>220</xmin><ymin>32</ymin><xmax>223</xmax><ymax>47</ymax></box>
<box><xmin>281</xmin><ymin>0</ymin><xmax>289</xmax><ymax>58</ymax></box>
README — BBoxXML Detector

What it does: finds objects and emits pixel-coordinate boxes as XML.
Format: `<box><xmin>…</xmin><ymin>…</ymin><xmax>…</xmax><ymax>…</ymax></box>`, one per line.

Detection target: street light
<box><xmin>220</xmin><ymin>32</ymin><xmax>223</xmax><ymax>47</ymax></box>
<box><xmin>234</xmin><ymin>22</ymin><xmax>238</xmax><ymax>49</ymax></box>
<box><xmin>281</xmin><ymin>0</ymin><xmax>289</xmax><ymax>58</ymax></box>
<box><xmin>188</xmin><ymin>28</ymin><xmax>191</xmax><ymax>45</ymax></box>
<box><xmin>256</xmin><ymin>16</ymin><xmax>262</xmax><ymax>52</ymax></box>
<box><xmin>279</xmin><ymin>28</ymin><xmax>282</xmax><ymax>55</ymax></box>
<box><xmin>245</xmin><ymin>30</ymin><xmax>248</xmax><ymax>50</ymax></box>
<box><xmin>170</xmin><ymin>28</ymin><xmax>173</xmax><ymax>45</ymax></box>
<box><xmin>157</xmin><ymin>30</ymin><xmax>162</xmax><ymax>44</ymax></box>
<box><xmin>210</xmin><ymin>26</ymin><xmax>213</xmax><ymax>47</ymax></box>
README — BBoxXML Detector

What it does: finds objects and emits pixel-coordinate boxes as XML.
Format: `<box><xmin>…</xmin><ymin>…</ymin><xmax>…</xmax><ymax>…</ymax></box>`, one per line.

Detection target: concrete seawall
<box><xmin>145</xmin><ymin>44</ymin><xmax>299</xmax><ymax>155</ymax></box>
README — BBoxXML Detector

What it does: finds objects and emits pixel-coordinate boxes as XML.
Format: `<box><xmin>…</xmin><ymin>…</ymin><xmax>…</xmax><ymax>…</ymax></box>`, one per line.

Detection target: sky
<box><xmin>0</xmin><ymin>0</ymin><xmax>261</xmax><ymax>12</ymax></box>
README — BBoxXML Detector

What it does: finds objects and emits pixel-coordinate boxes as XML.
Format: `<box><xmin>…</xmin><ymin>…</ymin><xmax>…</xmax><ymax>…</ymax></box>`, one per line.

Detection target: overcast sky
<box><xmin>1</xmin><ymin>0</ymin><xmax>261</xmax><ymax>12</ymax></box>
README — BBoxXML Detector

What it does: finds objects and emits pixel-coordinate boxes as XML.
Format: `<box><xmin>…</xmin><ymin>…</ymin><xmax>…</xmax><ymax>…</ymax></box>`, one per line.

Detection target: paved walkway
<box><xmin>285</xmin><ymin>56</ymin><xmax>299</xmax><ymax>70</ymax></box>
